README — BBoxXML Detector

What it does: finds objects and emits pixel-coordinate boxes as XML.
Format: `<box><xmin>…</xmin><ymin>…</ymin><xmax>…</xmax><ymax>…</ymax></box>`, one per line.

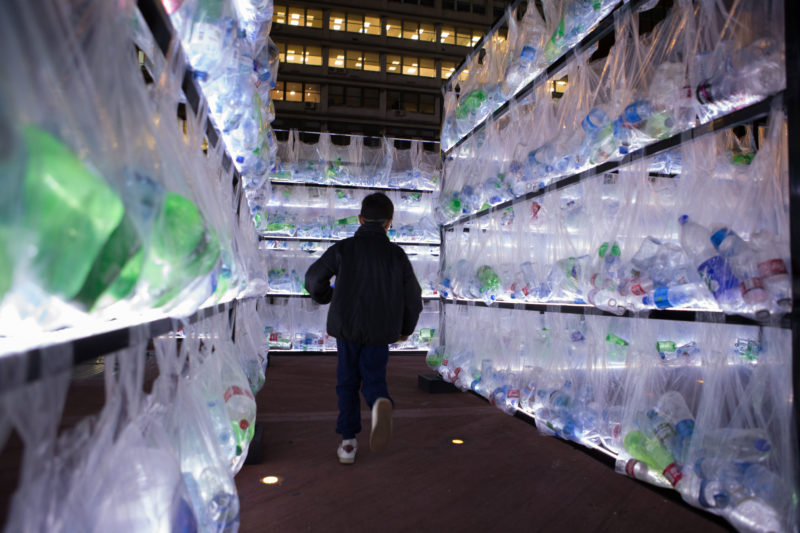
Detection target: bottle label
<box><xmin>630</xmin><ymin>281</ymin><xmax>647</xmax><ymax>296</ymax></box>
<box><xmin>508</xmin><ymin>389</ymin><xmax>520</xmax><ymax>399</ymax></box>
<box><xmin>739</xmin><ymin>276</ymin><xmax>765</xmax><ymax>296</ymax></box>
<box><xmin>662</xmin><ymin>463</ymin><xmax>683</xmax><ymax>486</ymax></box>
<box><xmin>757</xmin><ymin>258</ymin><xmax>788</xmax><ymax>278</ymax></box>
<box><xmin>696</xmin><ymin>256</ymin><xmax>739</xmax><ymax>299</ymax></box>
<box><xmin>625</xmin><ymin>459</ymin><xmax>641</xmax><ymax>479</ymax></box>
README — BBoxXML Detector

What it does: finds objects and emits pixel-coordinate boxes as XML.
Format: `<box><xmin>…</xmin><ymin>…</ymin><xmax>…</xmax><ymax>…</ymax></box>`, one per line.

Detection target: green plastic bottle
<box><xmin>456</xmin><ymin>90</ymin><xmax>486</xmax><ymax>120</ymax></box>
<box><xmin>624</xmin><ymin>430</ymin><xmax>683</xmax><ymax>486</ymax></box>
<box><xmin>477</xmin><ymin>265</ymin><xmax>500</xmax><ymax>292</ymax></box>
<box><xmin>426</xmin><ymin>349</ymin><xmax>444</xmax><ymax>369</ymax></box>
<box><xmin>23</xmin><ymin>127</ymin><xmax>125</xmax><ymax>300</ymax></box>
<box><xmin>141</xmin><ymin>192</ymin><xmax>221</xmax><ymax>307</ymax></box>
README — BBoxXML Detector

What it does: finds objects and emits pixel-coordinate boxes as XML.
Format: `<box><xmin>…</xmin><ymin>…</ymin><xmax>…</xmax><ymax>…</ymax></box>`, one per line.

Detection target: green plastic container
<box><xmin>23</xmin><ymin>127</ymin><xmax>124</xmax><ymax>299</ymax></box>
<box><xmin>142</xmin><ymin>192</ymin><xmax>221</xmax><ymax>307</ymax></box>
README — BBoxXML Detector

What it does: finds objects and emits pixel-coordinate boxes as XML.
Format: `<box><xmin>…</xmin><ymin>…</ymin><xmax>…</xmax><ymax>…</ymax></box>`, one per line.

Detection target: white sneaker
<box><xmin>337</xmin><ymin>438</ymin><xmax>358</xmax><ymax>464</ymax></box>
<box><xmin>370</xmin><ymin>398</ymin><xmax>393</xmax><ymax>452</ymax></box>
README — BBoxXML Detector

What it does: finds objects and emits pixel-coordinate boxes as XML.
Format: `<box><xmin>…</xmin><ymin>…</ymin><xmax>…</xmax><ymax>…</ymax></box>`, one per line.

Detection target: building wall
<box><xmin>270</xmin><ymin>0</ymin><xmax>515</xmax><ymax>140</ymax></box>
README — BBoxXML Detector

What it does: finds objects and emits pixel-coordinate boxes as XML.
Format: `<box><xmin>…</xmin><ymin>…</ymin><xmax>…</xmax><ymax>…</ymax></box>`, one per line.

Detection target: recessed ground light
<box><xmin>451</xmin><ymin>439</ymin><xmax>464</xmax><ymax>445</ymax></box>
<box><xmin>261</xmin><ymin>476</ymin><xmax>281</xmax><ymax>485</ymax></box>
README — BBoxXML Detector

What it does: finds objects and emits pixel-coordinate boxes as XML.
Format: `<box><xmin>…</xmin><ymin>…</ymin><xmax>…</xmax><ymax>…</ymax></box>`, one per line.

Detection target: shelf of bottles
<box><xmin>431</xmin><ymin>0</ymin><xmax>799</xmax><ymax>530</ymax></box>
<box><xmin>0</xmin><ymin>0</ymin><xmax>281</xmax><ymax>531</ymax></box>
<box><xmin>0</xmin><ymin>0</ymin><xmax>275</xmax><ymax>364</ymax></box>
<box><xmin>441</xmin><ymin>0</ymin><xmax>648</xmax><ymax>153</ymax></box>
<box><xmin>262</xmin><ymin>296</ymin><xmax>439</xmax><ymax>353</ymax></box>
<box><xmin>256</xmin><ymin>130</ymin><xmax>443</xmax><ymax>349</ymax></box>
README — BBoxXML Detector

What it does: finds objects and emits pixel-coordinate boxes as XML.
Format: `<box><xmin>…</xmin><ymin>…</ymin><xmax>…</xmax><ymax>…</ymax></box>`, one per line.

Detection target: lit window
<box><xmin>305</xmin><ymin>83</ymin><xmax>320</xmax><ymax>103</ymax></box>
<box><xmin>347</xmin><ymin>14</ymin><xmax>364</xmax><ymax>34</ymax></box>
<box><xmin>286</xmin><ymin>82</ymin><xmax>302</xmax><ymax>102</ymax></box>
<box><xmin>275</xmin><ymin>42</ymin><xmax>287</xmax><ymax>62</ymax></box>
<box><xmin>440</xmin><ymin>25</ymin><xmax>455</xmax><ymax>44</ymax></box>
<box><xmin>330</xmin><ymin>12</ymin><xmax>345</xmax><ymax>31</ymax></box>
<box><xmin>364</xmin><ymin>52</ymin><xmax>380</xmax><ymax>72</ymax></box>
<box><xmin>419</xmin><ymin>57</ymin><xmax>435</xmax><ymax>78</ymax></box>
<box><xmin>346</xmin><ymin>49</ymin><xmax>362</xmax><ymax>70</ymax></box>
<box><xmin>387</xmin><ymin>54</ymin><xmax>401</xmax><ymax>73</ymax></box>
<box><xmin>386</xmin><ymin>18</ymin><xmax>401</xmax><ymax>38</ymax></box>
<box><xmin>305</xmin><ymin>45</ymin><xmax>322</xmax><ymax>66</ymax></box>
<box><xmin>273</xmin><ymin>5</ymin><xmax>287</xmax><ymax>25</ymax></box>
<box><xmin>456</xmin><ymin>28</ymin><xmax>472</xmax><ymax>47</ymax></box>
<box><xmin>402</xmin><ymin>56</ymin><xmax>418</xmax><ymax>76</ymax></box>
<box><xmin>288</xmin><ymin>7</ymin><xmax>304</xmax><ymax>26</ymax></box>
<box><xmin>440</xmin><ymin>60</ymin><xmax>456</xmax><ymax>79</ymax></box>
<box><xmin>419</xmin><ymin>23</ymin><xmax>435</xmax><ymax>42</ymax></box>
<box><xmin>364</xmin><ymin>15</ymin><xmax>381</xmax><ymax>35</ymax></box>
<box><xmin>306</xmin><ymin>9</ymin><xmax>323</xmax><ymax>28</ymax></box>
<box><xmin>329</xmin><ymin>48</ymin><xmax>345</xmax><ymax>67</ymax></box>
<box><xmin>402</xmin><ymin>20</ymin><xmax>418</xmax><ymax>40</ymax></box>
<box><xmin>270</xmin><ymin>81</ymin><xmax>284</xmax><ymax>101</ymax></box>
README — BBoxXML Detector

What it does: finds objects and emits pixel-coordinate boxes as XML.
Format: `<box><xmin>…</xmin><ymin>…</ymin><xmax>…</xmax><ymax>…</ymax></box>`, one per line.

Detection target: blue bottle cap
<box><xmin>710</xmin><ymin>228</ymin><xmax>729</xmax><ymax>250</ymax></box>
<box><xmin>754</xmin><ymin>438</ymin><xmax>771</xmax><ymax>453</ymax></box>
<box><xmin>678</xmin><ymin>214</ymin><xmax>689</xmax><ymax>225</ymax></box>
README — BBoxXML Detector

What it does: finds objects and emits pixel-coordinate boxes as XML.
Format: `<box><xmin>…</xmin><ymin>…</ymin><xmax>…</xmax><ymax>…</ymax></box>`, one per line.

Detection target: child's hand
<box><xmin>396</xmin><ymin>335</ymin><xmax>410</xmax><ymax>343</ymax></box>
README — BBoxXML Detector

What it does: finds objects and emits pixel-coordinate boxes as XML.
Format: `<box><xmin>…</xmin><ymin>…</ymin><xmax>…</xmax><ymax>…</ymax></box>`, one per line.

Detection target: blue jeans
<box><xmin>336</xmin><ymin>339</ymin><xmax>392</xmax><ymax>439</ymax></box>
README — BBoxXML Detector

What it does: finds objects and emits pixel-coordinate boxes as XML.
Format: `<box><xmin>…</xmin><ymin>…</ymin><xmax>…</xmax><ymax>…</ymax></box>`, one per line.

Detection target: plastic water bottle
<box><xmin>616</xmin><ymin>457</ymin><xmax>673</xmax><ymax>489</ymax></box>
<box><xmin>750</xmin><ymin>230</ymin><xmax>792</xmax><ymax>312</ymax></box>
<box><xmin>181</xmin><ymin>0</ymin><xmax>236</xmax><ymax>81</ymax></box>
<box><xmin>578</xmin><ymin>108</ymin><xmax>618</xmax><ymax>166</ymax></box>
<box><xmin>455</xmin><ymin>89</ymin><xmax>487</xmax><ymax>121</ymax></box>
<box><xmin>477</xmin><ymin>265</ymin><xmax>500</xmax><ymax>301</ymax></box>
<box><xmin>543</xmin><ymin>0</ymin><xmax>598</xmax><ymax>62</ymax></box>
<box><xmin>502</xmin><ymin>42</ymin><xmax>540</xmax><ymax>98</ymax></box>
<box><xmin>624</xmin><ymin>430</ymin><xmax>684</xmax><ymax>487</ymax></box>
<box><xmin>710</xmin><ymin>226</ymin><xmax>769</xmax><ymax>318</ymax></box>
<box><xmin>653</xmin><ymin>391</ymin><xmax>695</xmax><ymax>460</ymax></box>
<box><xmin>642</xmin><ymin>283</ymin><xmax>705</xmax><ymax>309</ymax></box>
<box><xmin>697</xmin><ymin>428</ymin><xmax>772</xmax><ymax>463</ymax></box>
<box><xmin>678</xmin><ymin>215</ymin><xmax>740</xmax><ymax>307</ymax></box>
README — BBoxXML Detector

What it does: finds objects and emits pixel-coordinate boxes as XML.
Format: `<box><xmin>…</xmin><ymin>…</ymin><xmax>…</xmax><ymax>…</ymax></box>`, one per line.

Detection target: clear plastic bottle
<box><xmin>710</xmin><ymin>226</ymin><xmax>769</xmax><ymax>318</ymax></box>
<box><xmin>678</xmin><ymin>215</ymin><xmax>740</xmax><ymax>308</ymax></box>
<box><xmin>624</xmin><ymin>430</ymin><xmax>683</xmax><ymax>487</ymax></box>
<box><xmin>751</xmin><ymin>230</ymin><xmax>792</xmax><ymax>312</ymax></box>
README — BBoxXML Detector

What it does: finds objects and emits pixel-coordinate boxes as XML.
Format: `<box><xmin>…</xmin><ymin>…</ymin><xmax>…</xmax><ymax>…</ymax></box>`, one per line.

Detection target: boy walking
<box><xmin>305</xmin><ymin>193</ymin><xmax>423</xmax><ymax>464</ymax></box>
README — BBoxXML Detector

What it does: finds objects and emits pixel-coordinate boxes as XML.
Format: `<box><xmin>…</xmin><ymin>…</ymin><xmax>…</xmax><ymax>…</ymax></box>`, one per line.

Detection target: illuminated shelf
<box><xmin>269</xmin><ymin>179</ymin><xmax>436</xmax><ymax>194</ymax></box>
<box><xmin>441</xmin><ymin>297</ymin><xmax>790</xmax><ymax>328</ymax></box>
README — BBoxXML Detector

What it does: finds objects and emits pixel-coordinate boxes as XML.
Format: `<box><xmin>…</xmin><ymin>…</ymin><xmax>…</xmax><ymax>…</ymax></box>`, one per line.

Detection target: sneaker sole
<box><xmin>338</xmin><ymin>456</ymin><xmax>355</xmax><ymax>465</ymax></box>
<box><xmin>370</xmin><ymin>399</ymin><xmax>392</xmax><ymax>452</ymax></box>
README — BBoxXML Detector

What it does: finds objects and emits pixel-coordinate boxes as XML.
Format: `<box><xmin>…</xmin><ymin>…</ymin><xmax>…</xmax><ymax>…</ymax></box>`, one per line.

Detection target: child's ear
<box><xmin>358</xmin><ymin>215</ymin><xmax>365</xmax><ymax>225</ymax></box>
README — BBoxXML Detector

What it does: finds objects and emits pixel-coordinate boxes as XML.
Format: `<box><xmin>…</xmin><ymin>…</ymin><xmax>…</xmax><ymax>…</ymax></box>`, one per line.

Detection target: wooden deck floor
<box><xmin>237</xmin><ymin>355</ymin><xmax>731</xmax><ymax>533</ymax></box>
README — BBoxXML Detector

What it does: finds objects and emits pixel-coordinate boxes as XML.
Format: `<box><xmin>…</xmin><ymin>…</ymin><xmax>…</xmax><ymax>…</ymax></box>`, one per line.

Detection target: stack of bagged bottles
<box><xmin>426</xmin><ymin>306</ymin><xmax>797</xmax><ymax>532</ymax></box>
<box><xmin>2</xmin><ymin>299</ymin><xmax>269</xmax><ymax>532</ymax></box>
<box><xmin>0</xmin><ymin>0</ymin><xmax>266</xmax><ymax>339</ymax></box>
<box><xmin>257</xmin><ymin>184</ymin><xmax>440</xmax><ymax>244</ymax></box>
<box><xmin>260</xmin><ymin>240</ymin><xmax>440</xmax><ymax>299</ymax></box>
<box><xmin>439</xmin><ymin>106</ymin><xmax>791</xmax><ymax>322</ymax></box>
<box><xmin>439</xmin><ymin>0</ymin><xmax>785</xmax><ymax>219</ymax></box>
<box><xmin>261</xmin><ymin>296</ymin><xmax>439</xmax><ymax>352</ymax></box>
<box><xmin>441</xmin><ymin>0</ymin><xmax>623</xmax><ymax>151</ymax></box>
<box><xmin>268</xmin><ymin>131</ymin><xmax>441</xmax><ymax>190</ymax></box>
<box><xmin>167</xmin><ymin>0</ymin><xmax>281</xmax><ymax>229</ymax></box>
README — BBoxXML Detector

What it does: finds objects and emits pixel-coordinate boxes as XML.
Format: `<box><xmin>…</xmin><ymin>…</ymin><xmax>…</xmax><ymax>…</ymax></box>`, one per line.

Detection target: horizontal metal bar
<box><xmin>442</xmin><ymin>297</ymin><xmax>790</xmax><ymax>328</ymax></box>
<box><xmin>443</xmin><ymin>93</ymin><xmax>781</xmax><ymax>229</ymax></box>
<box><xmin>269</xmin><ymin>349</ymin><xmax>429</xmax><ymax>356</ymax></box>
<box><xmin>272</xmin><ymin>128</ymin><xmax>441</xmax><ymax>145</ymax></box>
<box><xmin>0</xmin><ymin>299</ymin><xmax>258</xmax><ymax>392</ymax></box>
<box><xmin>266</xmin><ymin>293</ymin><xmax>441</xmax><ymax>301</ymax></box>
<box><xmin>259</xmin><ymin>235</ymin><xmax>441</xmax><ymax>246</ymax></box>
<box><xmin>269</xmin><ymin>180</ymin><xmax>436</xmax><ymax>194</ymax></box>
